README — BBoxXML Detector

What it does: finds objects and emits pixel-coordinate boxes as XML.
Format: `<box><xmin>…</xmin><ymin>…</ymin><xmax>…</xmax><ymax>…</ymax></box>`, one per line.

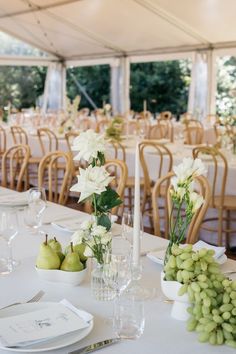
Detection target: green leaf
<box><xmin>95</xmin><ymin>187</ymin><xmax>122</xmax><ymax>213</ymax></box>
<box><xmin>97</xmin><ymin>213</ymin><xmax>111</xmax><ymax>231</ymax></box>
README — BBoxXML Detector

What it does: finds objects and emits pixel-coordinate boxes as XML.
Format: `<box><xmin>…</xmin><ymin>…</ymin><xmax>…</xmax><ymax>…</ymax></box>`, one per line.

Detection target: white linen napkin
<box><xmin>0</xmin><ymin>191</ymin><xmax>28</xmax><ymax>207</ymax></box>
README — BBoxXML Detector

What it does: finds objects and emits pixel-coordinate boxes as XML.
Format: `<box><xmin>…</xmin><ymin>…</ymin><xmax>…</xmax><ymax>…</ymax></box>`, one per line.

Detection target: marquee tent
<box><xmin>0</xmin><ymin>0</ymin><xmax>236</xmax><ymax>115</ymax></box>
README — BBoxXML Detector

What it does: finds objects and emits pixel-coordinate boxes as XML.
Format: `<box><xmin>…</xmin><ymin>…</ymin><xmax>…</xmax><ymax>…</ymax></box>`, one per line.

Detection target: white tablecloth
<box><xmin>0</xmin><ymin>187</ymin><xmax>236</xmax><ymax>354</ymax></box>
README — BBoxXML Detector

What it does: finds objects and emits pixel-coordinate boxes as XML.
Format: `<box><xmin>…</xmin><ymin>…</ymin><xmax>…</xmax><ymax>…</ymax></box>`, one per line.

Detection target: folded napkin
<box><xmin>0</xmin><ymin>191</ymin><xmax>28</xmax><ymax>207</ymax></box>
<box><xmin>0</xmin><ymin>300</ymin><xmax>93</xmax><ymax>349</ymax></box>
<box><xmin>147</xmin><ymin>241</ymin><xmax>226</xmax><ymax>266</ymax></box>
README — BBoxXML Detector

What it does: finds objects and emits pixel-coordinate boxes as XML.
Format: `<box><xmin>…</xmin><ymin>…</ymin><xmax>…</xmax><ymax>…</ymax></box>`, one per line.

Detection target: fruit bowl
<box><xmin>161</xmin><ymin>271</ymin><xmax>190</xmax><ymax>321</ymax></box>
<box><xmin>35</xmin><ymin>266</ymin><xmax>88</xmax><ymax>286</ymax></box>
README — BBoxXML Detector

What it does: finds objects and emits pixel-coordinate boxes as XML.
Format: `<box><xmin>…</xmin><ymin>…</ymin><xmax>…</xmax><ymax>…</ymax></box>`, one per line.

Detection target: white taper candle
<box><xmin>133</xmin><ymin>142</ymin><xmax>140</xmax><ymax>265</ymax></box>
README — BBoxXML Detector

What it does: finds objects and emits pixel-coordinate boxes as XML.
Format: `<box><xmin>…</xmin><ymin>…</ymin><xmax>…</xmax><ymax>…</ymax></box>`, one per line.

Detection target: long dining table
<box><xmin>0</xmin><ymin>187</ymin><xmax>236</xmax><ymax>354</ymax></box>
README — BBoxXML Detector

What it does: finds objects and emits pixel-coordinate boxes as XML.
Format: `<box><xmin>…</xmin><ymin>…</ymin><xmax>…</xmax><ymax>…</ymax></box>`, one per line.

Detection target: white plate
<box><xmin>0</xmin><ymin>302</ymin><xmax>93</xmax><ymax>352</ymax></box>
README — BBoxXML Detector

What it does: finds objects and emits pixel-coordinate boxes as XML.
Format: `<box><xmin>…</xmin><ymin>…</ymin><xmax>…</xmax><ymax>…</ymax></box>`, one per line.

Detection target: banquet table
<box><xmin>0</xmin><ymin>187</ymin><xmax>236</xmax><ymax>354</ymax></box>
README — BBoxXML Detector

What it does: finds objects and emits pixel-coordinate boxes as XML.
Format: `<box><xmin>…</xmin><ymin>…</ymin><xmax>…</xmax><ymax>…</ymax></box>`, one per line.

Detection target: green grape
<box><xmin>176</xmin><ymin>256</ymin><xmax>183</xmax><ymax>269</ymax></box>
<box><xmin>169</xmin><ymin>255</ymin><xmax>176</xmax><ymax>269</ymax></box>
<box><xmin>204</xmin><ymin>255</ymin><xmax>214</xmax><ymax>264</ymax></box>
<box><xmin>213</xmin><ymin>315</ymin><xmax>223</xmax><ymax>324</ymax></box>
<box><xmin>207</xmin><ymin>249</ymin><xmax>215</xmax><ymax>257</ymax></box>
<box><xmin>205</xmin><ymin>321</ymin><xmax>217</xmax><ymax>333</ymax></box>
<box><xmin>187</xmin><ymin>318</ymin><xmax>198</xmax><ymax>331</ymax></box>
<box><xmin>223</xmin><ymin>329</ymin><xmax>234</xmax><ymax>340</ymax></box>
<box><xmin>199</xmin><ymin>317</ymin><xmax>210</xmax><ymax>324</ymax></box>
<box><xmin>200</xmin><ymin>291</ymin><xmax>207</xmax><ymax>300</ymax></box>
<box><xmin>197</xmin><ymin>274</ymin><xmax>207</xmax><ymax>282</ymax></box>
<box><xmin>198</xmin><ymin>331</ymin><xmax>210</xmax><ymax>342</ymax></box>
<box><xmin>171</xmin><ymin>244</ymin><xmax>182</xmax><ymax>256</ymax></box>
<box><xmin>231</xmin><ymin>280</ymin><xmax>236</xmax><ymax>290</ymax></box>
<box><xmin>211</xmin><ymin>298</ymin><xmax>218</xmax><ymax>307</ymax></box>
<box><xmin>209</xmin><ymin>331</ymin><xmax>217</xmax><ymax>345</ymax></box>
<box><xmin>183</xmin><ymin>244</ymin><xmax>193</xmax><ymax>253</ymax></box>
<box><xmin>229</xmin><ymin>318</ymin><xmax>236</xmax><ymax>325</ymax></box>
<box><xmin>232</xmin><ymin>299</ymin><xmax>236</xmax><ymax>307</ymax></box>
<box><xmin>192</xmin><ymin>253</ymin><xmax>199</xmax><ymax>261</ymax></box>
<box><xmin>212</xmin><ymin>309</ymin><xmax>220</xmax><ymax>316</ymax></box>
<box><xmin>206</xmin><ymin>289</ymin><xmax>217</xmax><ymax>298</ymax></box>
<box><xmin>208</xmin><ymin>264</ymin><xmax>219</xmax><ymax>274</ymax></box>
<box><xmin>202</xmin><ymin>305</ymin><xmax>210</xmax><ymax>316</ymax></box>
<box><xmin>222</xmin><ymin>312</ymin><xmax>231</xmax><ymax>320</ymax></box>
<box><xmin>213</xmin><ymin>280</ymin><xmax>222</xmax><ymax>290</ymax></box>
<box><xmin>194</xmin><ymin>292</ymin><xmax>201</xmax><ymax>303</ymax></box>
<box><xmin>191</xmin><ymin>282</ymin><xmax>201</xmax><ymax>293</ymax></box>
<box><xmin>226</xmin><ymin>340</ymin><xmax>236</xmax><ymax>348</ymax></box>
<box><xmin>180</xmin><ymin>259</ymin><xmax>194</xmax><ymax>270</ymax></box>
<box><xmin>188</xmin><ymin>286</ymin><xmax>195</xmax><ymax>302</ymax></box>
<box><xmin>225</xmin><ymin>286</ymin><xmax>232</xmax><ymax>294</ymax></box>
<box><xmin>196</xmin><ymin>323</ymin><xmax>205</xmax><ymax>332</ymax></box>
<box><xmin>198</xmin><ymin>281</ymin><xmax>208</xmax><ymax>289</ymax></box>
<box><xmin>222</xmin><ymin>279</ymin><xmax>231</xmax><ymax>288</ymax></box>
<box><xmin>180</xmin><ymin>252</ymin><xmax>192</xmax><ymax>260</ymax></box>
<box><xmin>203</xmin><ymin>297</ymin><xmax>211</xmax><ymax>307</ymax></box>
<box><xmin>223</xmin><ymin>293</ymin><xmax>230</xmax><ymax>304</ymax></box>
<box><xmin>216</xmin><ymin>329</ymin><xmax>224</xmax><ymax>345</ymax></box>
<box><xmin>232</xmin><ymin>308</ymin><xmax>236</xmax><ymax>316</ymax></box>
<box><xmin>230</xmin><ymin>291</ymin><xmax>236</xmax><ymax>300</ymax></box>
<box><xmin>199</xmin><ymin>249</ymin><xmax>208</xmax><ymax>258</ymax></box>
<box><xmin>200</xmin><ymin>259</ymin><xmax>207</xmax><ymax>272</ymax></box>
<box><xmin>222</xmin><ymin>323</ymin><xmax>234</xmax><ymax>333</ymax></box>
<box><xmin>220</xmin><ymin>304</ymin><xmax>233</xmax><ymax>313</ymax></box>
<box><xmin>178</xmin><ymin>284</ymin><xmax>188</xmax><ymax>296</ymax></box>
<box><xmin>187</xmin><ymin>306</ymin><xmax>193</xmax><ymax>314</ymax></box>
<box><xmin>176</xmin><ymin>270</ymin><xmax>183</xmax><ymax>283</ymax></box>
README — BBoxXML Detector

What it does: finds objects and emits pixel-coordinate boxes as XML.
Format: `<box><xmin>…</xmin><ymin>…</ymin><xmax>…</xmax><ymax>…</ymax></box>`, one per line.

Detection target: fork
<box><xmin>1</xmin><ymin>290</ymin><xmax>45</xmax><ymax>310</ymax></box>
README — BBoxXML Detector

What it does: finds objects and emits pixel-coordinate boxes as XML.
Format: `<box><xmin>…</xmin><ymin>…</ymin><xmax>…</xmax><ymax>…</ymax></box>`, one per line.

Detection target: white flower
<box><xmin>81</xmin><ymin>219</ymin><xmax>93</xmax><ymax>231</ymax></box>
<box><xmin>72</xmin><ymin>130</ymin><xmax>106</xmax><ymax>162</ymax></box>
<box><xmin>91</xmin><ymin>224</ymin><xmax>108</xmax><ymax>237</ymax></box>
<box><xmin>71</xmin><ymin>229</ymin><xmax>86</xmax><ymax>244</ymax></box>
<box><xmin>189</xmin><ymin>192</ymin><xmax>204</xmax><ymax>213</ymax></box>
<box><xmin>173</xmin><ymin>158</ymin><xmax>206</xmax><ymax>183</ymax></box>
<box><xmin>70</xmin><ymin>165</ymin><xmax>114</xmax><ymax>202</ymax></box>
<box><xmin>84</xmin><ymin>245</ymin><xmax>94</xmax><ymax>257</ymax></box>
<box><xmin>100</xmin><ymin>233</ymin><xmax>112</xmax><ymax>245</ymax></box>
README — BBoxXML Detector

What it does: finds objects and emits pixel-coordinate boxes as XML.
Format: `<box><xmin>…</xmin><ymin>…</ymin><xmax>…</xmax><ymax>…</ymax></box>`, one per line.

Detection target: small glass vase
<box><xmin>91</xmin><ymin>260</ymin><xmax>115</xmax><ymax>301</ymax></box>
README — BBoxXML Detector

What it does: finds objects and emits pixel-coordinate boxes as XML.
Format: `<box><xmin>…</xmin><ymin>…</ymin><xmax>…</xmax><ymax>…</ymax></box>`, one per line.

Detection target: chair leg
<box><xmin>128</xmin><ymin>187</ymin><xmax>132</xmax><ymax>211</ymax></box>
<box><xmin>226</xmin><ymin>209</ymin><xmax>231</xmax><ymax>250</ymax></box>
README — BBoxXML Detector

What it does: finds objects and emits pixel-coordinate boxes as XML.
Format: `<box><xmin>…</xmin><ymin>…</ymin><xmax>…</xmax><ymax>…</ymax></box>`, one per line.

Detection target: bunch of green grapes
<box><xmin>164</xmin><ymin>244</ymin><xmax>236</xmax><ymax>348</ymax></box>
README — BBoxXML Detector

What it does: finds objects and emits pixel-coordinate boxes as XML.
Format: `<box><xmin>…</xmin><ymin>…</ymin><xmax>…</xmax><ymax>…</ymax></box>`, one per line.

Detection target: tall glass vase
<box><xmin>91</xmin><ymin>260</ymin><xmax>115</xmax><ymax>301</ymax></box>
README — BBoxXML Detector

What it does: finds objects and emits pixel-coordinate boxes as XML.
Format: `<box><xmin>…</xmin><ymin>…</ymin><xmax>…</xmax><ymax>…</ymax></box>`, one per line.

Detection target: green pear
<box><xmin>65</xmin><ymin>243</ymin><xmax>87</xmax><ymax>262</ymax></box>
<box><xmin>36</xmin><ymin>235</ymin><xmax>60</xmax><ymax>270</ymax></box>
<box><xmin>60</xmin><ymin>243</ymin><xmax>84</xmax><ymax>272</ymax></box>
<box><xmin>48</xmin><ymin>237</ymin><xmax>64</xmax><ymax>264</ymax></box>
<box><xmin>48</xmin><ymin>237</ymin><xmax>62</xmax><ymax>253</ymax></box>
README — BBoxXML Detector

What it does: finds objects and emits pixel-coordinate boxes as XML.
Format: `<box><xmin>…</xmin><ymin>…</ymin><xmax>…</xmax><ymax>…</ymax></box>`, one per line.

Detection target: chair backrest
<box><xmin>152</xmin><ymin>171</ymin><xmax>210</xmax><ymax>243</ymax></box>
<box><xmin>0</xmin><ymin>125</ymin><xmax>6</xmax><ymax>155</ymax></box>
<box><xmin>149</xmin><ymin>120</ymin><xmax>174</xmax><ymax>142</ymax></box>
<box><xmin>37</xmin><ymin>128</ymin><xmax>58</xmax><ymax>155</ymax></box>
<box><xmin>65</xmin><ymin>131</ymin><xmax>80</xmax><ymax>176</ymax></box>
<box><xmin>183</xmin><ymin>119</ymin><xmax>204</xmax><ymax>145</ymax></box>
<box><xmin>192</xmin><ymin>146</ymin><xmax>227</xmax><ymax>208</ymax></box>
<box><xmin>104</xmin><ymin>159</ymin><xmax>128</xmax><ymax>214</ymax></box>
<box><xmin>38</xmin><ymin>151</ymin><xmax>73</xmax><ymax>205</ymax></box>
<box><xmin>10</xmin><ymin>125</ymin><xmax>28</xmax><ymax>145</ymax></box>
<box><xmin>106</xmin><ymin>140</ymin><xmax>126</xmax><ymax>162</ymax></box>
<box><xmin>122</xmin><ymin>120</ymin><xmax>139</xmax><ymax>135</ymax></box>
<box><xmin>1</xmin><ymin>144</ymin><xmax>30</xmax><ymax>191</ymax></box>
<box><xmin>79</xmin><ymin>118</ymin><xmax>92</xmax><ymax>131</ymax></box>
<box><xmin>139</xmin><ymin>141</ymin><xmax>173</xmax><ymax>212</ymax></box>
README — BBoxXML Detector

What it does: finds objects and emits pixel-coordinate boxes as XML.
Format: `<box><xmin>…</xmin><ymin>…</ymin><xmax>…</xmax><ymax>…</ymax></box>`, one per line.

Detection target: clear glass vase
<box><xmin>91</xmin><ymin>260</ymin><xmax>115</xmax><ymax>301</ymax></box>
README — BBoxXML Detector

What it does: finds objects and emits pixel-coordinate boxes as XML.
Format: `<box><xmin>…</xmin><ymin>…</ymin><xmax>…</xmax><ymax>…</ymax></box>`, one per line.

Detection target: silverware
<box><xmin>68</xmin><ymin>338</ymin><xmax>121</xmax><ymax>354</ymax></box>
<box><xmin>1</xmin><ymin>290</ymin><xmax>45</xmax><ymax>310</ymax></box>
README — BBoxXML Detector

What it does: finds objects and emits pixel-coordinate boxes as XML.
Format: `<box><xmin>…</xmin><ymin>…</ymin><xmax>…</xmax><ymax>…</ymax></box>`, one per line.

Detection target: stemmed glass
<box><xmin>25</xmin><ymin>187</ymin><xmax>46</xmax><ymax>233</ymax></box>
<box><xmin>121</xmin><ymin>211</ymin><xmax>143</xmax><ymax>248</ymax></box>
<box><xmin>0</xmin><ymin>208</ymin><xmax>19</xmax><ymax>274</ymax></box>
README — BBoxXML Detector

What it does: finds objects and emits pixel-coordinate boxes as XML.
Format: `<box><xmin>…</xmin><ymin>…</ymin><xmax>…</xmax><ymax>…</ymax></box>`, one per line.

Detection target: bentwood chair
<box><xmin>96</xmin><ymin>119</ymin><xmax>109</xmax><ymax>133</ymax></box>
<box><xmin>192</xmin><ymin>146</ymin><xmax>236</xmax><ymax>247</ymax></box>
<box><xmin>104</xmin><ymin>159</ymin><xmax>128</xmax><ymax>215</ymax></box>
<box><xmin>159</xmin><ymin>111</ymin><xmax>172</xmax><ymax>120</ymax></box>
<box><xmin>65</xmin><ymin>131</ymin><xmax>80</xmax><ymax>178</ymax></box>
<box><xmin>152</xmin><ymin>171</ymin><xmax>210</xmax><ymax>243</ymax></box>
<box><xmin>139</xmin><ymin>141</ymin><xmax>173</xmax><ymax>226</ymax></box>
<box><xmin>37</xmin><ymin>128</ymin><xmax>59</xmax><ymax>155</ymax></box>
<box><xmin>183</xmin><ymin>119</ymin><xmax>204</xmax><ymax>145</ymax></box>
<box><xmin>38</xmin><ymin>151</ymin><xmax>73</xmax><ymax>205</ymax></box>
<box><xmin>1</xmin><ymin>144</ymin><xmax>30</xmax><ymax>192</ymax></box>
<box><xmin>149</xmin><ymin>120</ymin><xmax>174</xmax><ymax>142</ymax></box>
<box><xmin>11</xmin><ymin>125</ymin><xmax>41</xmax><ymax>186</ymax></box>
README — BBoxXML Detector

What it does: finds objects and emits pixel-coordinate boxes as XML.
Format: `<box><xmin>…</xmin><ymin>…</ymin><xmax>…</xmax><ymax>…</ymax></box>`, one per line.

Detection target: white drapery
<box><xmin>188</xmin><ymin>51</ymin><xmax>211</xmax><ymax>120</ymax></box>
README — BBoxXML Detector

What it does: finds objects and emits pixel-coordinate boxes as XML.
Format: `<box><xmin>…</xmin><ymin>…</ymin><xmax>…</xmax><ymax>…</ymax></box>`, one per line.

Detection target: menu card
<box><xmin>0</xmin><ymin>303</ymin><xmax>90</xmax><ymax>348</ymax></box>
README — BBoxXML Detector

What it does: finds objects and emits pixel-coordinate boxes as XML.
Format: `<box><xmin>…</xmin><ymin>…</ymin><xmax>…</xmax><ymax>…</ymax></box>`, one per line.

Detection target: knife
<box><xmin>68</xmin><ymin>338</ymin><xmax>121</xmax><ymax>354</ymax></box>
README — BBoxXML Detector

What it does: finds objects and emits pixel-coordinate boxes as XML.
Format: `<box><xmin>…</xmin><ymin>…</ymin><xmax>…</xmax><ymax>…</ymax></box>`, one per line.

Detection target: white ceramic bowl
<box><xmin>161</xmin><ymin>271</ymin><xmax>190</xmax><ymax>321</ymax></box>
<box><xmin>35</xmin><ymin>266</ymin><xmax>87</xmax><ymax>286</ymax></box>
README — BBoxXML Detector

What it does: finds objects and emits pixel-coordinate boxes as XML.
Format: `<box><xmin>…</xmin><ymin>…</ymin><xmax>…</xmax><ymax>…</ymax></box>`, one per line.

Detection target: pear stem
<box><xmin>45</xmin><ymin>234</ymin><xmax>48</xmax><ymax>245</ymax></box>
<box><xmin>70</xmin><ymin>242</ymin><xmax>74</xmax><ymax>253</ymax></box>
<box><xmin>54</xmin><ymin>237</ymin><xmax>57</xmax><ymax>241</ymax></box>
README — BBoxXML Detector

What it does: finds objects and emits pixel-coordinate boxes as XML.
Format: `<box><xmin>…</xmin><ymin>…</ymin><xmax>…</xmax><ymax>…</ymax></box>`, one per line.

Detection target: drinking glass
<box><xmin>0</xmin><ymin>209</ymin><xmax>19</xmax><ymax>274</ymax></box>
<box><xmin>25</xmin><ymin>187</ymin><xmax>46</xmax><ymax>232</ymax></box>
<box><xmin>121</xmin><ymin>211</ymin><xmax>143</xmax><ymax>246</ymax></box>
<box><xmin>113</xmin><ymin>292</ymin><xmax>145</xmax><ymax>339</ymax></box>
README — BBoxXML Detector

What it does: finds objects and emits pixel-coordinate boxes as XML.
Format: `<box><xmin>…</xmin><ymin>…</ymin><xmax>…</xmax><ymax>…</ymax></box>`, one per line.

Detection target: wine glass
<box><xmin>0</xmin><ymin>208</ymin><xmax>19</xmax><ymax>273</ymax></box>
<box><xmin>121</xmin><ymin>211</ymin><xmax>143</xmax><ymax>247</ymax></box>
<box><xmin>25</xmin><ymin>187</ymin><xmax>46</xmax><ymax>233</ymax></box>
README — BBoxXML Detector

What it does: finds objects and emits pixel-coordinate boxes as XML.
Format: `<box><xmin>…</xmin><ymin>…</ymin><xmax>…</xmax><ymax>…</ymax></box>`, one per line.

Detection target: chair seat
<box><xmin>29</xmin><ymin>156</ymin><xmax>41</xmax><ymax>164</ymax></box>
<box><xmin>126</xmin><ymin>176</ymin><xmax>145</xmax><ymax>187</ymax></box>
<box><xmin>211</xmin><ymin>195</ymin><xmax>236</xmax><ymax>210</ymax></box>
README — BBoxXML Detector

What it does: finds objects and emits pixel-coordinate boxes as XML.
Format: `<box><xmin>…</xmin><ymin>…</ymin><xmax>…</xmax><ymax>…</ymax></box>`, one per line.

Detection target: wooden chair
<box><xmin>159</xmin><ymin>111</ymin><xmax>172</xmax><ymax>120</ymax></box>
<box><xmin>122</xmin><ymin>120</ymin><xmax>140</xmax><ymax>135</ymax></box>
<box><xmin>96</xmin><ymin>119</ymin><xmax>109</xmax><ymax>133</ymax></box>
<box><xmin>139</xmin><ymin>141</ymin><xmax>173</xmax><ymax>225</ymax></box>
<box><xmin>183</xmin><ymin>119</ymin><xmax>204</xmax><ymax>145</ymax></box>
<box><xmin>11</xmin><ymin>125</ymin><xmax>41</xmax><ymax>186</ymax></box>
<box><xmin>79</xmin><ymin>118</ymin><xmax>92</xmax><ymax>131</ymax></box>
<box><xmin>192</xmin><ymin>146</ymin><xmax>236</xmax><ymax>247</ymax></box>
<box><xmin>0</xmin><ymin>125</ymin><xmax>6</xmax><ymax>157</ymax></box>
<box><xmin>149</xmin><ymin>120</ymin><xmax>174</xmax><ymax>142</ymax></box>
<box><xmin>152</xmin><ymin>171</ymin><xmax>210</xmax><ymax>243</ymax></box>
<box><xmin>37</xmin><ymin>128</ymin><xmax>58</xmax><ymax>155</ymax></box>
<box><xmin>65</xmin><ymin>131</ymin><xmax>80</xmax><ymax>178</ymax></box>
<box><xmin>1</xmin><ymin>144</ymin><xmax>30</xmax><ymax>191</ymax></box>
<box><xmin>105</xmin><ymin>140</ymin><xmax>126</xmax><ymax>161</ymax></box>
<box><xmin>38</xmin><ymin>151</ymin><xmax>73</xmax><ymax>205</ymax></box>
<box><xmin>104</xmin><ymin>159</ymin><xmax>128</xmax><ymax>215</ymax></box>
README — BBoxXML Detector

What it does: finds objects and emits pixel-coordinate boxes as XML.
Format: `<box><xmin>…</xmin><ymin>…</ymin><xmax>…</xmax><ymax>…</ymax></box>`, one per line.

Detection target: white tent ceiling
<box><xmin>0</xmin><ymin>0</ymin><xmax>236</xmax><ymax>61</ymax></box>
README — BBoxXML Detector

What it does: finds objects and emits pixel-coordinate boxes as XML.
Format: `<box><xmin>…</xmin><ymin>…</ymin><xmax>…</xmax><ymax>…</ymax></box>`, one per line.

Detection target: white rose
<box><xmin>189</xmin><ymin>192</ymin><xmax>204</xmax><ymax>213</ymax></box>
<box><xmin>70</xmin><ymin>165</ymin><xmax>114</xmax><ymax>202</ymax></box>
<box><xmin>84</xmin><ymin>245</ymin><xmax>94</xmax><ymax>257</ymax></box>
<box><xmin>71</xmin><ymin>229</ymin><xmax>86</xmax><ymax>244</ymax></box>
<box><xmin>72</xmin><ymin>129</ymin><xmax>106</xmax><ymax>162</ymax></box>
<box><xmin>91</xmin><ymin>224</ymin><xmax>108</xmax><ymax>237</ymax></box>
